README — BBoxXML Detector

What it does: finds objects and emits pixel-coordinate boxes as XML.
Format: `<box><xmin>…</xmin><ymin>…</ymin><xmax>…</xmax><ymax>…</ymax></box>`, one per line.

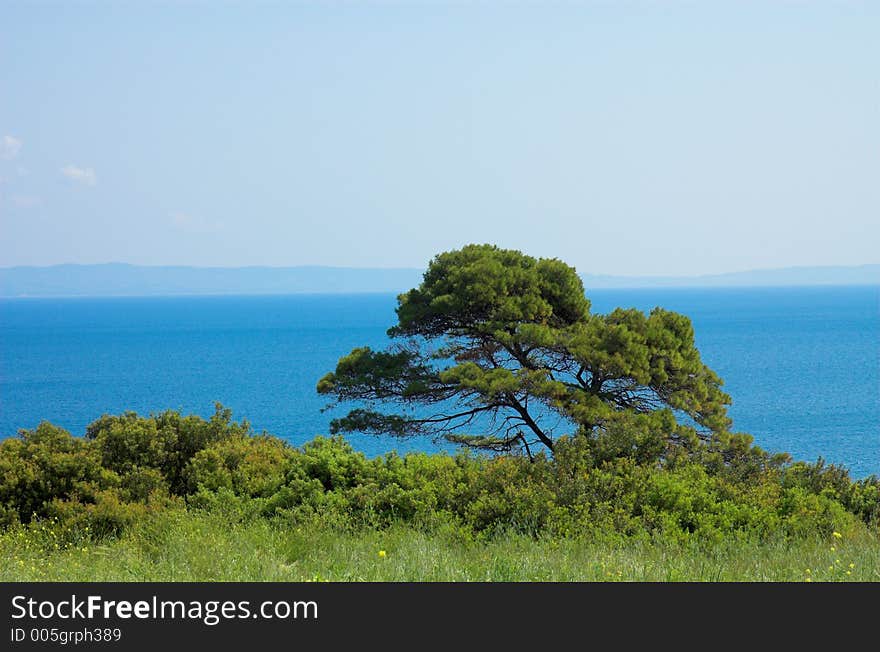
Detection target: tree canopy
<box><xmin>317</xmin><ymin>244</ymin><xmax>732</xmax><ymax>457</ymax></box>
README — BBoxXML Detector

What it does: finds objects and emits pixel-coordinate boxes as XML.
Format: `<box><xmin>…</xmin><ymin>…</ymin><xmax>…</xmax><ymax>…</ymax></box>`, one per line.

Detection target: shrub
<box><xmin>1</xmin><ymin>407</ymin><xmax>877</xmax><ymax>543</ymax></box>
<box><xmin>0</xmin><ymin>422</ymin><xmax>116</xmax><ymax>526</ymax></box>
<box><xmin>47</xmin><ymin>488</ymin><xmax>183</xmax><ymax>540</ymax></box>
<box><xmin>86</xmin><ymin>403</ymin><xmax>249</xmax><ymax>494</ymax></box>
<box><xmin>188</xmin><ymin>434</ymin><xmax>291</xmax><ymax>498</ymax></box>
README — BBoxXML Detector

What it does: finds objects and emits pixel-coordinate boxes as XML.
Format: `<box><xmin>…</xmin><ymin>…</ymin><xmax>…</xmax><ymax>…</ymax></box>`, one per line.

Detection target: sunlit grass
<box><xmin>2</xmin><ymin>510</ymin><xmax>878</xmax><ymax>582</ymax></box>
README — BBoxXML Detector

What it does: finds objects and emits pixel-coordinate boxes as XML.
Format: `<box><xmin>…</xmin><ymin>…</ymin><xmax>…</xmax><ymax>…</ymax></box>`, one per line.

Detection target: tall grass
<box><xmin>2</xmin><ymin>510</ymin><xmax>877</xmax><ymax>582</ymax></box>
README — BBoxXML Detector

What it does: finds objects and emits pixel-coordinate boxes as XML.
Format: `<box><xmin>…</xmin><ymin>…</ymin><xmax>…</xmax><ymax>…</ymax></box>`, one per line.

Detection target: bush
<box><xmin>46</xmin><ymin>490</ymin><xmax>180</xmax><ymax>540</ymax></box>
<box><xmin>86</xmin><ymin>403</ymin><xmax>249</xmax><ymax>494</ymax></box>
<box><xmin>188</xmin><ymin>434</ymin><xmax>290</xmax><ymax>498</ymax></box>
<box><xmin>1</xmin><ymin>407</ymin><xmax>877</xmax><ymax>543</ymax></box>
<box><xmin>0</xmin><ymin>422</ymin><xmax>116</xmax><ymax>526</ymax></box>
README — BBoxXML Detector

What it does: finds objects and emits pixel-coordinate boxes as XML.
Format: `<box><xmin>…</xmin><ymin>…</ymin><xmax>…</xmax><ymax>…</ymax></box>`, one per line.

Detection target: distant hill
<box><xmin>1</xmin><ymin>263</ymin><xmax>878</xmax><ymax>297</ymax></box>
<box><xmin>581</xmin><ymin>264</ymin><xmax>880</xmax><ymax>289</ymax></box>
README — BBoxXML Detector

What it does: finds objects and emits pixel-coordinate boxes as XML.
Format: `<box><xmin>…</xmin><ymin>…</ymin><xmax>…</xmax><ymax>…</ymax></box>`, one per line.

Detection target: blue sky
<box><xmin>1</xmin><ymin>1</ymin><xmax>877</xmax><ymax>275</ymax></box>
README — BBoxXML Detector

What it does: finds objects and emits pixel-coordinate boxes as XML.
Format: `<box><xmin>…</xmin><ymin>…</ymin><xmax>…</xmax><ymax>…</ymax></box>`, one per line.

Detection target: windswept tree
<box><xmin>318</xmin><ymin>244</ymin><xmax>732</xmax><ymax>457</ymax></box>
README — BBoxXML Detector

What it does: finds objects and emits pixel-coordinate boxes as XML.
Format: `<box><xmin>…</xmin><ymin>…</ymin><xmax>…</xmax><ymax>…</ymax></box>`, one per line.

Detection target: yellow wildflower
<box><xmin>378</xmin><ymin>550</ymin><xmax>387</xmax><ymax>558</ymax></box>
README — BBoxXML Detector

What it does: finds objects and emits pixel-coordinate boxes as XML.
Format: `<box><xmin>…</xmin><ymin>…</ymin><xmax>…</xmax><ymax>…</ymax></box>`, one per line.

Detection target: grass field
<box><xmin>2</xmin><ymin>510</ymin><xmax>877</xmax><ymax>582</ymax></box>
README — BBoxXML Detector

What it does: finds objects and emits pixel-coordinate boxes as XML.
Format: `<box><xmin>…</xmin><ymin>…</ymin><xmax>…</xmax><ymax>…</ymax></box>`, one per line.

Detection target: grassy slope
<box><xmin>2</xmin><ymin>511</ymin><xmax>877</xmax><ymax>582</ymax></box>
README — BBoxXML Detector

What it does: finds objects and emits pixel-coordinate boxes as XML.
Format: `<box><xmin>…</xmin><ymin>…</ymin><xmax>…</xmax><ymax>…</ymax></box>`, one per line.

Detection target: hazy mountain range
<box><xmin>1</xmin><ymin>263</ymin><xmax>878</xmax><ymax>297</ymax></box>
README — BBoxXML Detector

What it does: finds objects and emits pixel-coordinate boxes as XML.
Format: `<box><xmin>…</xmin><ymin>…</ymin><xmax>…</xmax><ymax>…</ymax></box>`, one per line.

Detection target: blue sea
<box><xmin>1</xmin><ymin>286</ymin><xmax>878</xmax><ymax>478</ymax></box>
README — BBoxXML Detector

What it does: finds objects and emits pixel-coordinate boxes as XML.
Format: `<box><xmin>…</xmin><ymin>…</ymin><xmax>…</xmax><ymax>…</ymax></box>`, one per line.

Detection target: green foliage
<box><xmin>2</xmin><ymin>408</ymin><xmax>875</xmax><ymax>546</ymax></box>
<box><xmin>391</xmin><ymin>243</ymin><xmax>590</xmax><ymax>336</ymax></box>
<box><xmin>45</xmin><ymin>490</ymin><xmax>178</xmax><ymax>540</ymax></box>
<box><xmin>318</xmin><ymin>243</ymin><xmax>732</xmax><ymax>455</ymax></box>
<box><xmin>86</xmin><ymin>403</ymin><xmax>250</xmax><ymax>494</ymax></box>
<box><xmin>783</xmin><ymin>458</ymin><xmax>880</xmax><ymax>527</ymax></box>
<box><xmin>188</xmin><ymin>434</ymin><xmax>290</xmax><ymax>498</ymax></box>
<box><xmin>0</xmin><ymin>422</ymin><xmax>115</xmax><ymax>527</ymax></box>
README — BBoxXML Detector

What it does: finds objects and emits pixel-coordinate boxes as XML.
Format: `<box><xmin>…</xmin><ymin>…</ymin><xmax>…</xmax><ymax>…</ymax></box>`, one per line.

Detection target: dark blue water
<box><xmin>1</xmin><ymin>287</ymin><xmax>877</xmax><ymax>477</ymax></box>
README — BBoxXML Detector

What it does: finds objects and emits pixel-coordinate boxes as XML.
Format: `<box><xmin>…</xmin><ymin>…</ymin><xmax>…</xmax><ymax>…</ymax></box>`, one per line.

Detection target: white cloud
<box><xmin>1</xmin><ymin>135</ymin><xmax>22</xmax><ymax>160</ymax></box>
<box><xmin>61</xmin><ymin>165</ymin><xmax>97</xmax><ymax>186</ymax></box>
